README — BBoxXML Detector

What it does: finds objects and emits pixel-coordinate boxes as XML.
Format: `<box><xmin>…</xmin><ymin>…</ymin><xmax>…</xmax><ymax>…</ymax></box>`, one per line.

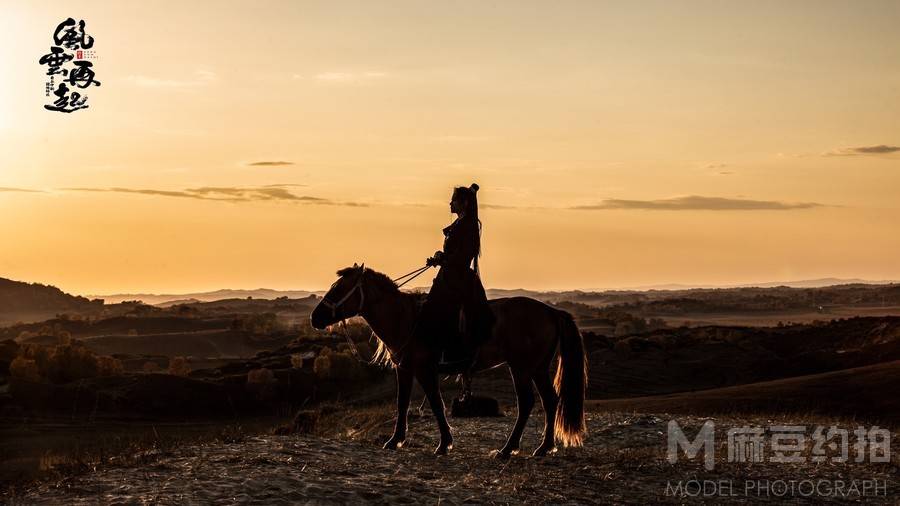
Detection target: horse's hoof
<box><xmin>434</xmin><ymin>441</ymin><xmax>453</xmax><ymax>455</ymax></box>
<box><xmin>532</xmin><ymin>445</ymin><xmax>555</xmax><ymax>457</ymax></box>
<box><xmin>492</xmin><ymin>448</ymin><xmax>513</xmax><ymax>459</ymax></box>
<box><xmin>383</xmin><ymin>438</ymin><xmax>404</xmax><ymax>450</ymax></box>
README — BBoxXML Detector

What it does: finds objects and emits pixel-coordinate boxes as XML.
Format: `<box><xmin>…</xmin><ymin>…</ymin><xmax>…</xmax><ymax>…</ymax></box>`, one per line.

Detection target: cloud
<box><xmin>823</xmin><ymin>144</ymin><xmax>900</xmax><ymax>157</ymax></box>
<box><xmin>125</xmin><ymin>69</ymin><xmax>217</xmax><ymax>89</ymax></box>
<box><xmin>247</xmin><ymin>161</ymin><xmax>294</xmax><ymax>167</ymax></box>
<box><xmin>0</xmin><ymin>187</ymin><xmax>42</xmax><ymax>193</ymax></box>
<box><xmin>571</xmin><ymin>195</ymin><xmax>824</xmax><ymax>211</ymax></box>
<box><xmin>61</xmin><ymin>184</ymin><xmax>365</xmax><ymax>206</ymax></box>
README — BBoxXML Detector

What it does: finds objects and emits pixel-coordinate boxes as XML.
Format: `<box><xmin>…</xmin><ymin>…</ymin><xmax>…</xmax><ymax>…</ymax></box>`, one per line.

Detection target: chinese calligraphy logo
<box><xmin>38</xmin><ymin>18</ymin><xmax>100</xmax><ymax>113</ymax></box>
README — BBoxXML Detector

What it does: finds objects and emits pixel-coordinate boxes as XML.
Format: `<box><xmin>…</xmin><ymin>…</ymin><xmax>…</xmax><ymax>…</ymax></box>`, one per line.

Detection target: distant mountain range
<box><xmin>87</xmin><ymin>277</ymin><xmax>898</xmax><ymax>306</ymax></box>
<box><xmin>1</xmin><ymin>275</ymin><xmax>896</xmax><ymax>313</ymax></box>
<box><xmin>604</xmin><ymin>278</ymin><xmax>900</xmax><ymax>291</ymax></box>
<box><xmin>90</xmin><ymin>289</ymin><xmax>321</xmax><ymax>305</ymax></box>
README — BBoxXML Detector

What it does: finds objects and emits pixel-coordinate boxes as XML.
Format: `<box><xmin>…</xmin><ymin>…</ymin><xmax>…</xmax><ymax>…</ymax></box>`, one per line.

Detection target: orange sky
<box><xmin>1</xmin><ymin>1</ymin><xmax>899</xmax><ymax>295</ymax></box>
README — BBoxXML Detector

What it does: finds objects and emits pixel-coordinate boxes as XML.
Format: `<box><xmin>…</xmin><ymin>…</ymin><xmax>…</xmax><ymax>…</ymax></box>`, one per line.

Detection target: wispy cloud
<box><xmin>125</xmin><ymin>69</ymin><xmax>217</xmax><ymax>89</ymax></box>
<box><xmin>823</xmin><ymin>144</ymin><xmax>900</xmax><ymax>157</ymax></box>
<box><xmin>0</xmin><ymin>187</ymin><xmax>42</xmax><ymax>193</ymax></box>
<box><xmin>570</xmin><ymin>195</ymin><xmax>824</xmax><ymax>211</ymax></box>
<box><xmin>247</xmin><ymin>161</ymin><xmax>294</xmax><ymax>167</ymax></box>
<box><xmin>61</xmin><ymin>184</ymin><xmax>365</xmax><ymax>206</ymax></box>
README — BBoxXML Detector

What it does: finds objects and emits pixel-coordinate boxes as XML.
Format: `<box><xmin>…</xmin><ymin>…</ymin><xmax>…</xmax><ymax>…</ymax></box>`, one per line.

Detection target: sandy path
<box><xmin>12</xmin><ymin>412</ymin><xmax>898</xmax><ymax>504</ymax></box>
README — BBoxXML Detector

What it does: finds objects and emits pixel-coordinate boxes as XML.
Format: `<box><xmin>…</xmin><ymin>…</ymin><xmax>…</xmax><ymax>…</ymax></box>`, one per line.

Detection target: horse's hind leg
<box><xmin>532</xmin><ymin>371</ymin><xmax>558</xmax><ymax>456</ymax></box>
<box><xmin>416</xmin><ymin>368</ymin><xmax>454</xmax><ymax>455</ymax></box>
<box><xmin>496</xmin><ymin>368</ymin><xmax>534</xmax><ymax>458</ymax></box>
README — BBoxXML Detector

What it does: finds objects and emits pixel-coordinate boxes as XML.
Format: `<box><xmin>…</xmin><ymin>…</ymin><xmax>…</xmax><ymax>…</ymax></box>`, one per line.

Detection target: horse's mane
<box><xmin>337</xmin><ymin>266</ymin><xmax>397</xmax><ymax>294</ymax></box>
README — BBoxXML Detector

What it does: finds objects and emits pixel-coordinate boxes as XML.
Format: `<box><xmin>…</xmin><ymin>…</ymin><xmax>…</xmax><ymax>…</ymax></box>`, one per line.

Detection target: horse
<box><xmin>310</xmin><ymin>263</ymin><xmax>587</xmax><ymax>457</ymax></box>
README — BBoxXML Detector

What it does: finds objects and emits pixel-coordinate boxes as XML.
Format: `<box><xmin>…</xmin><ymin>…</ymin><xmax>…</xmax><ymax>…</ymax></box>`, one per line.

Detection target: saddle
<box><xmin>413</xmin><ymin>297</ymin><xmax>486</xmax><ymax>374</ymax></box>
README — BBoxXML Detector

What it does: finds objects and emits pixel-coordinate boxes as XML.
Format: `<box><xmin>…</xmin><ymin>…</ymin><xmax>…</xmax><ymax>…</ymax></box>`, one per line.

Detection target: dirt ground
<box><xmin>7</xmin><ymin>409</ymin><xmax>898</xmax><ymax>505</ymax></box>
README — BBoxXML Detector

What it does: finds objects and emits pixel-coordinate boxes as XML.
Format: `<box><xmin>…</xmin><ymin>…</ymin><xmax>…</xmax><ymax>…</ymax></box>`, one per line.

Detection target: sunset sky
<box><xmin>1</xmin><ymin>1</ymin><xmax>899</xmax><ymax>295</ymax></box>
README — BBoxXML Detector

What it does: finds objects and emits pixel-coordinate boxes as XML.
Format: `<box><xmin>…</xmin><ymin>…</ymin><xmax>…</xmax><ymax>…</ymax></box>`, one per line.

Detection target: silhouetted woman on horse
<box><xmin>417</xmin><ymin>183</ymin><xmax>494</xmax><ymax>367</ymax></box>
<box><xmin>311</xmin><ymin>184</ymin><xmax>587</xmax><ymax>457</ymax></box>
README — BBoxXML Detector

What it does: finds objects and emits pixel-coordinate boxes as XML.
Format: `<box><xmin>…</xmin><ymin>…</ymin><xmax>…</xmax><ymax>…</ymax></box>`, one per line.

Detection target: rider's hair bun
<box><xmin>469</xmin><ymin>183</ymin><xmax>479</xmax><ymax>193</ymax></box>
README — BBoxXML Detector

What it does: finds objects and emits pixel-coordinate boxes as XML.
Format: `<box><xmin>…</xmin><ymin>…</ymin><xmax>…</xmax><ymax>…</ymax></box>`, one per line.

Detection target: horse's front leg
<box><xmin>383</xmin><ymin>365</ymin><xmax>413</xmax><ymax>450</ymax></box>
<box><xmin>416</xmin><ymin>368</ymin><xmax>453</xmax><ymax>455</ymax></box>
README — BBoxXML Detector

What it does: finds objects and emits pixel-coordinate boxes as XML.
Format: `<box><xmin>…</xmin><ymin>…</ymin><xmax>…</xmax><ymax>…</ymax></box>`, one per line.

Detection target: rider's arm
<box><xmin>438</xmin><ymin>220</ymin><xmax>475</xmax><ymax>267</ymax></box>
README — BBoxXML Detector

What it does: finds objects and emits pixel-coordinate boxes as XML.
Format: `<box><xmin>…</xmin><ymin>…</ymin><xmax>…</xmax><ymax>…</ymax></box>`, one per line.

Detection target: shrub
<box><xmin>310</xmin><ymin>350</ymin><xmax>367</xmax><ymax>381</ymax></box>
<box><xmin>0</xmin><ymin>340</ymin><xmax>20</xmax><ymax>371</ymax></box>
<box><xmin>236</xmin><ymin>313</ymin><xmax>281</xmax><ymax>336</ymax></box>
<box><xmin>96</xmin><ymin>355</ymin><xmax>124</xmax><ymax>376</ymax></box>
<box><xmin>57</xmin><ymin>331</ymin><xmax>72</xmax><ymax>346</ymax></box>
<box><xmin>16</xmin><ymin>331</ymin><xmax>36</xmax><ymax>341</ymax></box>
<box><xmin>247</xmin><ymin>367</ymin><xmax>276</xmax><ymax>385</ymax></box>
<box><xmin>11</xmin><ymin>341</ymin><xmax>124</xmax><ymax>383</ymax></box>
<box><xmin>313</xmin><ymin>354</ymin><xmax>331</xmax><ymax>379</ymax></box>
<box><xmin>328</xmin><ymin>351</ymin><xmax>364</xmax><ymax>380</ymax></box>
<box><xmin>21</xmin><ymin>343</ymin><xmax>52</xmax><ymax>371</ymax></box>
<box><xmin>10</xmin><ymin>356</ymin><xmax>41</xmax><ymax>382</ymax></box>
<box><xmin>168</xmin><ymin>356</ymin><xmax>191</xmax><ymax>377</ymax></box>
<box><xmin>290</xmin><ymin>354</ymin><xmax>304</xmax><ymax>369</ymax></box>
<box><xmin>45</xmin><ymin>343</ymin><xmax>99</xmax><ymax>383</ymax></box>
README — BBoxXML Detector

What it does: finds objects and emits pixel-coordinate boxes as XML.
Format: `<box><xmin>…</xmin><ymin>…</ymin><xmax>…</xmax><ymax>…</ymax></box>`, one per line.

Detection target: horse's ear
<box><xmin>360</xmin><ymin>262</ymin><xmax>365</xmax><ymax>270</ymax></box>
<box><xmin>353</xmin><ymin>262</ymin><xmax>358</xmax><ymax>268</ymax></box>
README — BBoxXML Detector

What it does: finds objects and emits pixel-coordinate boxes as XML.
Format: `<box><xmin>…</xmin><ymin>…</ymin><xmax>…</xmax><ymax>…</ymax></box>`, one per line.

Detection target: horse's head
<box><xmin>310</xmin><ymin>263</ymin><xmax>367</xmax><ymax>329</ymax></box>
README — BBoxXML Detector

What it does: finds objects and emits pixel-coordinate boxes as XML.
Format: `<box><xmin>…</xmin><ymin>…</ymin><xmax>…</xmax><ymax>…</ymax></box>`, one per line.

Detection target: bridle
<box><xmin>320</xmin><ymin>273</ymin><xmax>366</xmax><ymax>321</ymax></box>
<box><xmin>319</xmin><ymin>264</ymin><xmax>430</xmax><ymax>322</ymax></box>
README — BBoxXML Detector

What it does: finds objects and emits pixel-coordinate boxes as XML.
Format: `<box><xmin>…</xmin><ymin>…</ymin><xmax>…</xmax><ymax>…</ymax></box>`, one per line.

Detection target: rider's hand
<box><xmin>426</xmin><ymin>251</ymin><xmax>444</xmax><ymax>267</ymax></box>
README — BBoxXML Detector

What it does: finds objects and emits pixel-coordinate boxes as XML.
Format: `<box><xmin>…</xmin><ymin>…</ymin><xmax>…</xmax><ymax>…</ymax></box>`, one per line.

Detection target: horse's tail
<box><xmin>553</xmin><ymin>309</ymin><xmax>587</xmax><ymax>447</ymax></box>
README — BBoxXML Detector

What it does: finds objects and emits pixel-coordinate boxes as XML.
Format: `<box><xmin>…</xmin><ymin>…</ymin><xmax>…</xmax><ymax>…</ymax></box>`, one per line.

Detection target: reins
<box><xmin>392</xmin><ymin>265</ymin><xmax>431</xmax><ymax>287</ymax></box>
<box><xmin>329</xmin><ymin>264</ymin><xmax>432</xmax><ymax>365</ymax></box>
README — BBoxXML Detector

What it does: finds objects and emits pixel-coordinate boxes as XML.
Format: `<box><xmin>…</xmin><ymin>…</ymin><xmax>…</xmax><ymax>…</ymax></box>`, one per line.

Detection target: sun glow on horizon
<box><xmin>2</xmin><ymin>1</ymin><xmax>899</xmax><ymax>294</ymax></box>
